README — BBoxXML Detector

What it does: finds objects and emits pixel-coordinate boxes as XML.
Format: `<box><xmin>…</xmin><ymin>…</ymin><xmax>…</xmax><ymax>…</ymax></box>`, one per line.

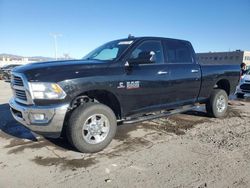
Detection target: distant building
<box><xmin>0</xmin><ymin>54</ymin><xmax>75</xmax><ymax>67</ymax></box>
<box><xmin>0</xmin><ymin>56</ymin><xmax>44</xmax><ymax>67</ymax></box>
<box><xmin>196</xmin><ymin>50</ymin><xmax>250</xmax><ymax>68</ymax></box>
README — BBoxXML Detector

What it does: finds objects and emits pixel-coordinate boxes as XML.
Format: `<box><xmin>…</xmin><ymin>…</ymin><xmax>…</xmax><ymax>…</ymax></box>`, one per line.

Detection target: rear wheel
<box><xmin>206</xmin><ymin>89</ymin><xmax>228</xmax><ymax>118</ymax></box>
<box><xmin>67</xmin><ymin>103</ymin><xmax>117</xmax><ymax>153</ymax></box>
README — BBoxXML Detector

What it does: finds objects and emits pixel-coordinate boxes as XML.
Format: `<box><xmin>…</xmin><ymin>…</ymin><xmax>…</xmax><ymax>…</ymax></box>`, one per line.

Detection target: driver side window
<box><xmin>129</xmin><ymin>41</ymin><xmax>164</xmax><ymax>64</ymax></box>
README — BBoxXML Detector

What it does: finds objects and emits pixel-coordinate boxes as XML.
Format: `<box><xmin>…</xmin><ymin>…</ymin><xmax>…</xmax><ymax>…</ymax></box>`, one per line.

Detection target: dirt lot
<box><xmin>0</xmin><ymin>81</ymin><xmax>250</xmax><ymax>188</ymax></box>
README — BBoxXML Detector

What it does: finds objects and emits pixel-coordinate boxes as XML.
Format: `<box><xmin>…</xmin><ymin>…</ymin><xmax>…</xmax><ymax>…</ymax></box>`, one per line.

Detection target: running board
<box><xmin>123</xmin><ymin>105</ymin><xmax>196</xmax><ymax>124</ymax></box>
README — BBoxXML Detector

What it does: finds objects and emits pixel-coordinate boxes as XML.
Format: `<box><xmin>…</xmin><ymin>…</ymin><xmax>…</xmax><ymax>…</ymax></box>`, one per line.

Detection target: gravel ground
<box><xmin>0</xmin><ymin>80</ymin><xmax>250</xmax><ymax>188</ymax></box>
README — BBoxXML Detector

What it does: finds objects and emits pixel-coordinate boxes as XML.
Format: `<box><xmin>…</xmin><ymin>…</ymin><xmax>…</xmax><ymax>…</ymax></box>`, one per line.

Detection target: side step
<box><xmin>123</xmin><ymin>105</ymin><xmax>196</xmax><ymax>124</ymax></box>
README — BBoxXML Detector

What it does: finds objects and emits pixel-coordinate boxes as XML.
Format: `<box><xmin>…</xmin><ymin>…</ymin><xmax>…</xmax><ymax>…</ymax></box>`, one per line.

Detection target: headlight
<box><xmin>30</xmin><ymin>82</ymin><xmax>66</xmax><ymax>99</ymax></box>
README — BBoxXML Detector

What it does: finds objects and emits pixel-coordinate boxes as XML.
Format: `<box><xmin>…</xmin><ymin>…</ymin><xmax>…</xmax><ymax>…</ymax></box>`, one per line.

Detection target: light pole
<box><xmin>50</xmin><ymin>33</ymin><xmax>62</xmax><ymax>60</ymax></box>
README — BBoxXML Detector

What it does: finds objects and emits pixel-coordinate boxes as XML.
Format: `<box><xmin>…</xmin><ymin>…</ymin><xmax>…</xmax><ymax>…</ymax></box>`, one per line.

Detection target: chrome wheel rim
<box><xmin>216</xmin><ymin>95</ymin><xmax>226</xmax><ymax>113</ymax></box>
<box><xmin>82</xmin><ymin>114</ymin><xmax>110</xmax><ymax>144</ymax></box>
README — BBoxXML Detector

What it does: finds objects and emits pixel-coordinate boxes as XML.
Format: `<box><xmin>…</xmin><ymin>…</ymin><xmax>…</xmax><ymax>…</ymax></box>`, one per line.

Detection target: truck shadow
<box><xmin>0</xmin><ymin>103</ymin><xmax>37</xmax><ymax>141</ymax></box>
<box><xmin>1</xmin><ymin>96</ymin><xmax>248</xmax><ymax>154</ymax></box>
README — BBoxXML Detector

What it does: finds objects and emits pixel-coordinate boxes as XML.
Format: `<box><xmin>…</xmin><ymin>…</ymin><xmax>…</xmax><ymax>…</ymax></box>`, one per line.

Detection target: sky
<box><xmin>0</xmin><ymin>0</ymin><xmax>250</xmax><ymax>58</ymax></box>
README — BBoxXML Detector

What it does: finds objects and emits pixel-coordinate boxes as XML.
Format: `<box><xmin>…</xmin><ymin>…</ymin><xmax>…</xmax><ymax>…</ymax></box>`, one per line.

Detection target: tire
<box><xmin>206</xmin><ymin>89</ymin><xmax>228</xmax><ymax>118</ymax></box>
<box><xmin>236</xmin><ymin>93</ymin><xmax>244</xmax><ymax>99</ymax></box>
<box><xmin>67</xmin><ymin>102</ymin><xmax>117</xmax><ymax>153</ymax></box>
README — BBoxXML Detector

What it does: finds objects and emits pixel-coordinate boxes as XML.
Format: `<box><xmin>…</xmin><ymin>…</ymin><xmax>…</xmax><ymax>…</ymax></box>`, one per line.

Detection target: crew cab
<box><xmin>9</xmin><ymin>37</ymin><xmax>240</xmax><ymax>153</ymax></box>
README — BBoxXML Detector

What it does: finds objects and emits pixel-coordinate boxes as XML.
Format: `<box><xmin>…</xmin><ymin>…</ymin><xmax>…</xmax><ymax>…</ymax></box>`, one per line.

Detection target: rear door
<box><xmin>163</xmin><ymin>39</ymin><xmax>201</xmax><ymax>105</ymax></box>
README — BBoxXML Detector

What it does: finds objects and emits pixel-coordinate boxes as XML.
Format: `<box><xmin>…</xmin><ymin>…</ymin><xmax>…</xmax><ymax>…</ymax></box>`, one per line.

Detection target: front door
<box><xmin>120</xmin><ymin>40</ymin><xmax>171</xmax><ymax>116</ymax></box>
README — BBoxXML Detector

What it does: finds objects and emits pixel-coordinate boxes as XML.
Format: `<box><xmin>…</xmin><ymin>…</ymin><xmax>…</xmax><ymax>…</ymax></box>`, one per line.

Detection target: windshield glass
<box><xmin>83</xmin><ymin>40</ymin><xmax>134</xmax><ymax>61</ymax></box>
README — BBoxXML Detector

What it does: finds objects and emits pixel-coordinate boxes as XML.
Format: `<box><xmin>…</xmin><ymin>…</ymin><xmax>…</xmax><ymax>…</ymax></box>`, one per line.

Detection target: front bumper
<box><xmin>236</xmin><ymin>83</ymin><xmax>250</xmax><ymax>95</ymax></box>
<box><xmin>9</xmin><ymin>98</ymin><xmax>69</xmax><ymax>138</ymax></box>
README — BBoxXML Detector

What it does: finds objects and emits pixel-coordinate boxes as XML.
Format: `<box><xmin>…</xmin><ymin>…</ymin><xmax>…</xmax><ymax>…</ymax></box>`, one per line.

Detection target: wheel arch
<box><xmin>214</xmin><ymin>79</ymin><xmax>230</xmax><ymax>96</ymax></box>
<box><xmin>70</xmin><ymin>89</ymin><xmax>122</xmax><ymax>120</ymax></box>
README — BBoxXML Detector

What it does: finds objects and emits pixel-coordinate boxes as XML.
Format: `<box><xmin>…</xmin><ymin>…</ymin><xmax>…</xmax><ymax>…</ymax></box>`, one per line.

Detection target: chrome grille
<box><xmin>13</xmin><ymin>75</ymin><xmax>24</xmax><ymax>86</ymax></box>
<box><xmin>11</xmin><ymin>73</ymin><xmax>32</xmax><ymax>105</ymax></box>
<box><xmin>240</xmin><ymin>84</ymin><xmax>250</xmax><ymax>91</ymax></box>
<box><xmin>15</xmin><ymin>89</ymin><xmax>27</xmax><ymax>101</ymax></box>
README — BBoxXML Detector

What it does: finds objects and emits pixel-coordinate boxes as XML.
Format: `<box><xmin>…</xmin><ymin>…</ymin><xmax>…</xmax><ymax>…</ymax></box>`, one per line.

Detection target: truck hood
<box><xmin>12</xmin><ymin>59</ymin><xmax>111</xmax><ymax>82</ymax></box>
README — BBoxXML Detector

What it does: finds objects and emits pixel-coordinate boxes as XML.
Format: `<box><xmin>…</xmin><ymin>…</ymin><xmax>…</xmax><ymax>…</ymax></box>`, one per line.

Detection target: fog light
<box><xmin>32</xmin><ymin>113</ymin><xmax>45</xmax><ymax>121</ymax></box>
<box><xmin>29</xmin><ymin>111</ymin><xmax>53</xmax><ymax>124</ymax></box>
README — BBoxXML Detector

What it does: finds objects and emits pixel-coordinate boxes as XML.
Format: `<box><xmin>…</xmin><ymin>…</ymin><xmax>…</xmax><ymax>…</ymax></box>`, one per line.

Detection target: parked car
<box><xmin>0</xmin><ymin>64</ymin><xmax>10</xmax><ymax>79</ymax></box>
<box><xmin>9</xmin><ymin>36</ymin><xmax>240</xmax><ymax>153</ymax></box>
<box><xmin>235</xmin><ymin>69</ymin><xmax>250</xmax><ymax>98</ymax></box>
<box><xmin>0</xmin><ymin>64</ymin><xmax>20</xmax><ymax>81</ymax></box>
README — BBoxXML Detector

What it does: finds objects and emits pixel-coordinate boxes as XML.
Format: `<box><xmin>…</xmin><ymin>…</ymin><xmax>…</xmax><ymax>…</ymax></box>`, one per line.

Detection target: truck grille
<box><xmin>11</xmin><ymin>73</ymin><xmax>32</xmax><ymax>105</ymax></box>
<box><xmin>240</xmin><ymin>84</ymin><xmax>250</xmax><ymax>91</ymax></box>
<box><xmin>13</xmin><ymin>75</ymin><xmax>24</xmax><ymax>86</ymax></box>
<box><xmin>15</xmin><ymin>89</ymin><xmax>27</xmax><ymax>101</ymax></box>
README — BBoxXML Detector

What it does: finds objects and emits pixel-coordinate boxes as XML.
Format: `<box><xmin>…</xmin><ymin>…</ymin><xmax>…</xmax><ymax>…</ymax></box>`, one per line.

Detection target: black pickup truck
<box><xmin>9</xmin><ymin>36</ymin><xmax>239</xmax><ymax>153</ymax></box>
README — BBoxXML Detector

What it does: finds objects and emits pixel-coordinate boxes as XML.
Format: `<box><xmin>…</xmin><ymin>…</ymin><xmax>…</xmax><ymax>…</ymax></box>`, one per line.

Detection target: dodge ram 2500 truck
<box><xmin>9</xmin><ymin>37</ymin><xmax>240</xmax><ymax>153</ymax></box>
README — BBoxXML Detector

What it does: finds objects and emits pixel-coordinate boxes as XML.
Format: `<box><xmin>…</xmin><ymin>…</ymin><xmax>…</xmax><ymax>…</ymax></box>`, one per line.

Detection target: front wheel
<box><xmin>67</xmin><ymin>103</ymin><xmax>117</xmax><ymax>153</ymax></box>
<box><xmin>206</xmin><ymin>89</ymin><xmax>228</xmax><ymax>118</ymax></box>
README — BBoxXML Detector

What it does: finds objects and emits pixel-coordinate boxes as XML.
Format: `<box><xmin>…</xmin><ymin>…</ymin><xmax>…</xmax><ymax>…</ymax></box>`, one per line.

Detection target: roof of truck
<box><xmin>120</xmin><ymin>36</ymin><xmax>190</xmax><ymax>43</ymax></box>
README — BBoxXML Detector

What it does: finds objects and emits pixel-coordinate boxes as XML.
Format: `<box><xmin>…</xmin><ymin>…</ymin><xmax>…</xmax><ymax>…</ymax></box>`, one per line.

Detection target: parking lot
<box><xmin>0</xmin><ymin>80</ymin><xmax>250</xmax><ymax>187</ymax></box>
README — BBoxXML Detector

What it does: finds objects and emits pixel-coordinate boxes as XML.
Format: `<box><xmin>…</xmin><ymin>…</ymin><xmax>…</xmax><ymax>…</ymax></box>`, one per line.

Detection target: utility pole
<box><xmin>50</xmin><ymin>33</ymin><xmax>62</xmax><ymax>60</ymax></box>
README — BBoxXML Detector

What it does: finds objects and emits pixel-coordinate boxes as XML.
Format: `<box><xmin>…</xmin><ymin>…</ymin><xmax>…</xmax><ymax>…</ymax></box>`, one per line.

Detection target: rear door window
<box><xmin>164</xmin><ymin>40</ymin><xmax>194</xmax><ymax>63</ymax></box>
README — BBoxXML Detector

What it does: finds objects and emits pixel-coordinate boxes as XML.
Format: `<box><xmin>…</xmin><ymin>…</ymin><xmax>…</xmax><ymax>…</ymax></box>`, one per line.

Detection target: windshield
<box><xmin>82</xmin><ymin>40</ymin><xmax>134</xmax><ymax>61</ymax></box>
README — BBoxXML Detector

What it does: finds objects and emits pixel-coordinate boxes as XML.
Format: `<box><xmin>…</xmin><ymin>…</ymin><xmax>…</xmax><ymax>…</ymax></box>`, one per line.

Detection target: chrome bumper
<box><xmin>9</xmin><ymin>97</ymin><xmax>69</xmax><ymax>138</ymax></box>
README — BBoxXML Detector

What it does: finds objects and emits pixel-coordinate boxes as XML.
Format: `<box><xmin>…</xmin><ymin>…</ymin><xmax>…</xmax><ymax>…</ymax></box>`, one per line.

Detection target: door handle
<box><xmin>191</xmin><ymin>69</ymin><xmax>199</xmax><ymax>73</ymax></box>
<box><xmin>157</xmin><ymin>71</ymin><xmax>168</xmax><ymax>75</ymax></box>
